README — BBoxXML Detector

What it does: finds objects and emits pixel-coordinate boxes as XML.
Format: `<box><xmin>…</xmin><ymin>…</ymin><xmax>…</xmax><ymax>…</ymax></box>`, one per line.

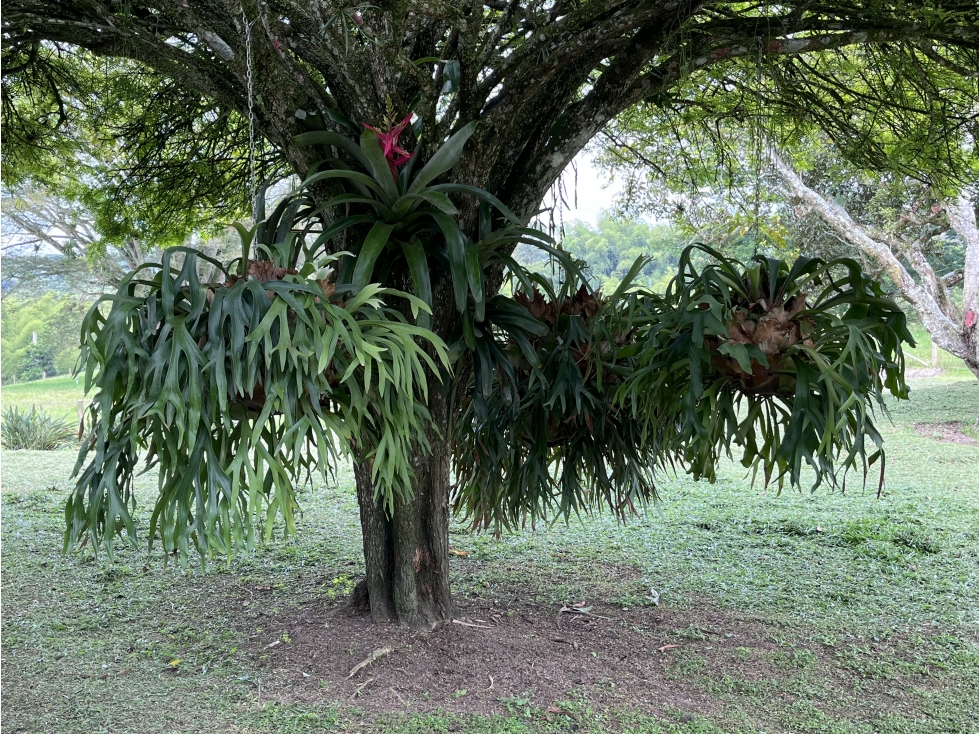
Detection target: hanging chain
<box><xmin>242</xmin><ymin>5</ymin><xmax>258</xmax><ymax>222</ymax></box>
<box><xmin>751</xmin><ymin>35</ymin><xmax>764</xmax><ymax>256</ymax></box>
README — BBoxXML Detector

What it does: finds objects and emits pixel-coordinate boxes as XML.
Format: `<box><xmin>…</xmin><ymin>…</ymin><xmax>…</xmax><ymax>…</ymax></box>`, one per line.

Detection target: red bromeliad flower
<box><xmin>364</xmin><ymin>114</ymin><xmax>414</xmax><ymax>177</ymax></box>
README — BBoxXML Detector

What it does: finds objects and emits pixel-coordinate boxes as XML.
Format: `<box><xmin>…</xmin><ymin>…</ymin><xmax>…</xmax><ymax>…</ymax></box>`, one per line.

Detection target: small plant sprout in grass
<box><xmin>499</xmin><ymin>690</ymin><xmax>534</xmax><ymax>718</ymax></box>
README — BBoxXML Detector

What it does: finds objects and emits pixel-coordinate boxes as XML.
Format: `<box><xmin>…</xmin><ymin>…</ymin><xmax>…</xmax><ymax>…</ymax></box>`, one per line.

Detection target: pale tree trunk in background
<box><xmin>946</xmin><ymin>192</ymin><xmax>979</xmax><ymax>339</ymax></box>
<box><xmin>769</xmin><ymin>151</ymin><xmax>979</xmax><ymax>380</ymax></box>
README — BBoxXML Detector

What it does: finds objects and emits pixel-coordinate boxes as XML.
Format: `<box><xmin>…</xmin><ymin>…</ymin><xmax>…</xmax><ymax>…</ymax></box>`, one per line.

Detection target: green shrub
<box><xmin>0</xmin><ymin>405</ymin><xmax>76</xmax><ymax>450</ymax></box>
<box><xmin>18</xmin><ymin>343</ymin><xmax>58</xmax><ymax>382</ymax></box>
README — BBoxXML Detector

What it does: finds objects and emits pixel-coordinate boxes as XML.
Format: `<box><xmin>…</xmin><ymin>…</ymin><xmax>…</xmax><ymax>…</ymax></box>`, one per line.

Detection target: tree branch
<box><xmin>768</xmin><ymin>147</ymin><xmax>970</xmax><ymax>360</ymax></box>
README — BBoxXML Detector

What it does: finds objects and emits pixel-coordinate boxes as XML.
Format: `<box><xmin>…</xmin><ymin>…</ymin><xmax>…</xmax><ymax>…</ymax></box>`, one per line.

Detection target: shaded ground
<box><xmin>238</xmin><ymin>571</ymin><xmax>977</xmax><ymax>733</ymax></box>
<box><xmin>256</xmin><ymin>594</ymin><xmax>735</xmax><ymax>719</ymax></box>
<box><xmin>2</xmin><ymin>377</ymin><xmax>978</xmax><ymax>733</ymax></box>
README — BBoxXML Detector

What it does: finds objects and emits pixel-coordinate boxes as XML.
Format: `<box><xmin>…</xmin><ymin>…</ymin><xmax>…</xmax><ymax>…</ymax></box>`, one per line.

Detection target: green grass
<box><xmin>1</xmin><ymin>374</ymin><xmax>90</xmax><ymax>422</ymax></box>
<box><xmin>904</xmin><ymin>326</ymin><xmax>975</xmax><ymax>380</ymax></box>
<box><xmin>2</xmin><ymin>376</ymin><xmax>977</xmax><ymax>733</ymax></box>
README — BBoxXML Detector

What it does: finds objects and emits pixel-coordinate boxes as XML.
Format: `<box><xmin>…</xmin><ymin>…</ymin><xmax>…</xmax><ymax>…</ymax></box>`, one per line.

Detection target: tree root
<box><xmin>347</xmin><ymin>578</ymin><xmax>371</xmax><ymax>614</ymax></box>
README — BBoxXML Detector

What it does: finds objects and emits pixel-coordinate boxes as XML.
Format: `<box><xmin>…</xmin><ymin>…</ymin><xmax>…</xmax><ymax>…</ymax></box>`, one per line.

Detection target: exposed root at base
<box><xmin>347</xmin><ymin>578</ymin><xmax>371</xmax><ymax>614</ymax></box>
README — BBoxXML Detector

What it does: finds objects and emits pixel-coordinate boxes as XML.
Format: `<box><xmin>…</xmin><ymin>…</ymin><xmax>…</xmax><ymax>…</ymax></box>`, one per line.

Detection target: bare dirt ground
<box><xmin>913</xmin><ymin>421</ymin><xmax>979</xmax><ymax>446</ymax></box>
<box><xmin>249</xmin><ymin>595</ymin><xmax>782</xmax><ymax>720</ymax></box>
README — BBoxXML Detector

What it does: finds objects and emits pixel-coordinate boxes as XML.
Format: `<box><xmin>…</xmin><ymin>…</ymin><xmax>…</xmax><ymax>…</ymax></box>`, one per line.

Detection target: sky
<box><xmin>540</xmin><ymin>151</ymin><xmax>625</xmax><ymax>228</ymax></box>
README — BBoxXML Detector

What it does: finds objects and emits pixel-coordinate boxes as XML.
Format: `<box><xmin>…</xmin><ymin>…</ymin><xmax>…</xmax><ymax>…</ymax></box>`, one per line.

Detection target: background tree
<box><xmin>516</xmin><ymin>217</ymin><xmax>684</xmax><ymax>292</ymax></box>
<box><xmin>16</xmin><ymin>342</ymin><xmax>58</xmax><ymax>381</ymax></box>
<box><xmin>598</xmin><ymin>118</ymin><xmax>978</xmax><ymax>376</ymax></box>
<box><xmin>6</xmin><ymin>1</ymin><xmax>978</xmax><ymax>628</ymax></box>
<box><xmin>0</xmin><ymin>293</ymin><xmax>88</xmax><ymax>381</ymax></box>
<box><xmin>769</xmin><ymin>151</ymin><xmax>978</xmax><ymax>379</ymax></box>
<box><xmin>3</xmin><ymin>180</ymin><xmax>150</xmax><ymax>297</ymax></box>
<box><xmin>2</xmin><ymin>179</ymin><xmax>256</xmax><ymax>296</ymax></box>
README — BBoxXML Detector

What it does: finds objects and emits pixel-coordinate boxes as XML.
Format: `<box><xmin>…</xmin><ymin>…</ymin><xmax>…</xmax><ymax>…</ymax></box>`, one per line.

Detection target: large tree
<box><xmin>5</xmin><ymin>1</ymin><xmax>977</xmax><ymax>628</ymax></box>
<box><xmin>768</xmin><ymin>152</ymin><xmax>979</xmax><ymax>378</ymax></box>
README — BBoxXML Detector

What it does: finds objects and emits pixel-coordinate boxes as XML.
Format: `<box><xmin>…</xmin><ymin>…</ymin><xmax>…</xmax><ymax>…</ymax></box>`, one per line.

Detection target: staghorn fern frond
<box><xmin>66</xmin><ymin>244</ymin><xmax>447</xmax><ymax>564</ymax></box>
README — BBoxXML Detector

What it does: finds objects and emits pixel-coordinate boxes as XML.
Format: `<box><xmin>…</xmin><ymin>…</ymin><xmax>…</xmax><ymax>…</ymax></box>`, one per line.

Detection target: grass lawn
<box><xmin>1</xmin><ymin>375</ymin><xmax>90</xmax><ymax>423</ymax></box>
<box><xmin>1</xmin><ymin>376</ymin><xmax>977</xmax><ymax>733</ymax></box>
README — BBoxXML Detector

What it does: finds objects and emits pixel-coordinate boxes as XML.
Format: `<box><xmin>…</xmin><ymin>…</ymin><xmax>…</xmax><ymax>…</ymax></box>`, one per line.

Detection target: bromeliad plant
<box><xmin>292</xmin><ymin>118</ymin><xmax>551</xmax><ymax>329</ymax></box>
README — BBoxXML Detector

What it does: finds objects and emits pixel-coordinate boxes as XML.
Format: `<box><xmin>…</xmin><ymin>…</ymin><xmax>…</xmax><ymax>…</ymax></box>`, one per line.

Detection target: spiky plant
<box><xmin>1</xmin><ymin>405</ymin><xmax>76</xmax><ymax>450</ymax></box>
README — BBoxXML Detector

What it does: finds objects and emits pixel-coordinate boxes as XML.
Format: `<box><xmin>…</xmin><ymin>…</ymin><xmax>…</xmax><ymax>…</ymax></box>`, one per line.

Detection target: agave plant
<box><xmin>619</xmin><ymin>245</ymin><xmax>914</xmax><ymax>491</ymax></box>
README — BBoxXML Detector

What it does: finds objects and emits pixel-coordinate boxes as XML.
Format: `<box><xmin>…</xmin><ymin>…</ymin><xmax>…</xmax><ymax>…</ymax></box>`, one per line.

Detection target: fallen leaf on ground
<box><xmin>658</xmin><ymin>644</ymin><xmax>681</xmax><ymax>652</ymax></box>
<box><xmin>544</xmin><ymin>705</ymin><xmax>572</xmax><ymax>722</ymax></box>
<box><xmin>452</xmin><ymin>619</ymin><xmax>494</xmax><ymax>629</ymax></box>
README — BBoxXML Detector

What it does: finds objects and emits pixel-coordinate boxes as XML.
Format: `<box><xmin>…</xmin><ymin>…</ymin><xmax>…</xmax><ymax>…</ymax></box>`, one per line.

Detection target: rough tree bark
<box><xmin>352</xmin><ymin>343</ymin><xmax>453</xmax><ymax>628</ymax></box>
<box><xmin>770</xmin><ymin>150</ymin><xmax>979</xmax><ymax>379</ymax></box>
<box><xmin>6</xmin><ymin>1</ymin><xmax>976</xmax><ymax>627</ymax></box>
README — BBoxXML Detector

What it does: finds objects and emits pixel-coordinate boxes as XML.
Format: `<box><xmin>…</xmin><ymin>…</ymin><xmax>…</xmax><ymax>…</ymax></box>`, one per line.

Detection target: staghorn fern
<box><xmin>452</xmin><ymin>245</ymin><xmax>915</xmax><ymax>533</ymax></box>
<box><xmin>66</xmin><ymin>244</ymin><xmax>446</xmax><ymax>563</ymax></box>
<box><xmin>452</xmin><ymin>259</ymin><xmax>661</xmax><ymax>531</ymax></box>
<box><xmin>620</xmin><ymin>244</ymin><xmax>914</xmax><ymax>492</ymax></box>
<box><xmin>64</xmin><ymin>117</ymin><xmax>544</xmax><ymax>564</ymax></box>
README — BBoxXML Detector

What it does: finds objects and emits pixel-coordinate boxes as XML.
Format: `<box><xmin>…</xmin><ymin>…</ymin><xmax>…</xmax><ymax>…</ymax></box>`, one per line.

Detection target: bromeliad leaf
<box><xmin>351</xmin><ymin>222</ymin><xmax>396</xmax><ymax>286</ymax></box>
<box><xmin>407</xmin><ymin>121</ymin><xmax>476</xmax><ymax>194</ymax></box>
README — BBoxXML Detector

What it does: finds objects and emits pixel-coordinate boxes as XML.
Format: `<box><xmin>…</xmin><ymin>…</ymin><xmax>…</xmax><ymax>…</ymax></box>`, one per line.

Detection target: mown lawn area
<box><xmin>1</xmin><ymin>375</ymin><xmax>90</xmax><ymax>423</ymax></box>
<box><xmin>1</xmin><ymin>377</ymin><xmax>977</xmax><ymax>733</ymax></box>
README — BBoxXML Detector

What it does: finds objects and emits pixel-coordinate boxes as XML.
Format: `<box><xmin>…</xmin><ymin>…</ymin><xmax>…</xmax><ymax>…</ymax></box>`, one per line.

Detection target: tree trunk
<box><xmin>353</xmin><ymin>376</ymin><xmax>453</xmax><ymax>629</ymax></box>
